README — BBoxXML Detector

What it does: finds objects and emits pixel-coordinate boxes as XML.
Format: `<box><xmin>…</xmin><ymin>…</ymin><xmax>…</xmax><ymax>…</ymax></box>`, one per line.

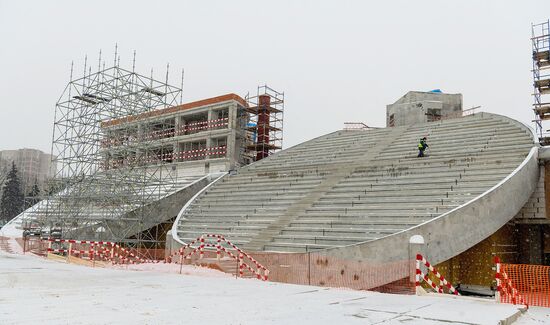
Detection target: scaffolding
<box><xmin>532</xmin><ymin>20</ymin><xmax>550</xmax><ymax>144</ymax></box>
<box><xmin>242</xmin><ymin>85</ymin><xmax>284</xmax><ymax>162</ymax></box>
<box><xmin>21</xmin><ymin>54</ymin><xmax>183</xmax><ymax>258</ymax></box>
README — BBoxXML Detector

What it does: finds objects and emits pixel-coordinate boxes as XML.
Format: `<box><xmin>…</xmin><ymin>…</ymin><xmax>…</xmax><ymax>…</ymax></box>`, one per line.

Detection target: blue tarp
<box><xmin>247</xmin><ymin>122</ymin><xmax>257</xmax><ymax>142</ymax></box>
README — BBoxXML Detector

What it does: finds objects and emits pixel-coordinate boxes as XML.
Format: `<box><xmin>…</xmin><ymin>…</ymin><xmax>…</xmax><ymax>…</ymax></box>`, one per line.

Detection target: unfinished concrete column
<box><xmin>228</xmin><ymin>103</ymin><xmax>237</xmax><ymax>129</ymax></box>
<box><xmin>173</xmin><ymin>116</ymin><xmax>181</xmax><ymax>157</ymax></box>
<box><xmin>226</xmin><ymin>104</ymin><xmax>238</xmax><ymax>169</ymax></box>
<box><xmin>206</xmin><ymin>109</ymin><xmax>213</xmax><ymax>151</ymax></box>
<box><xmin>409</xmin><ymin>235</ymin><xmax>425</xmax><ymax>293</ymax></box>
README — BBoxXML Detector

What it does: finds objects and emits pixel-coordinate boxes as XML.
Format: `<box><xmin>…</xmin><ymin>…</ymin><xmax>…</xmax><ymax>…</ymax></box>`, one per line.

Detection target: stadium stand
<box><xmin>174</xmin><ymin>113</ymin><xmax>536</xmax><ymax>263</ymax></box>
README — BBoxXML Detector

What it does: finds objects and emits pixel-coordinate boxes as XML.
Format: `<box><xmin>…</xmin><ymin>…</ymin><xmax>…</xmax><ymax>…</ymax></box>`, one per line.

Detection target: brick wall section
<box><xmin>513</xmin><ymin>164</ymin><xmax>547</xmax><ymax>222</ymax></box>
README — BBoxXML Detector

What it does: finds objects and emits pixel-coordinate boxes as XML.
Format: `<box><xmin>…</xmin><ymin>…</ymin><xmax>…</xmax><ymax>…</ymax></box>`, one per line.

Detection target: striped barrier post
<box><xmin>110</xmin><ymin>244</ymin><xmax>115</xmax><ymax>262</ymax></box>
<box><xmin>216</xmin><ymin>236</ymin><xmax>221</xmax><ymax>261</ymax></box>
<box><xmin>47</xmin><ymin>239</ymin><xmax>52</xmax><ymax>258</ymax></box>
<box><xmin>199</xmin><ymin>236</ymin><xmax>205</xmax><ymax>260</ymax></box>
<box><xmin>179</xmin><ymin>247</ymin><xmax>184</xmax><ymax>274</ymax></box>
<box><xmin>238</xmin><ymin>253</ymin><xmax>244</xmax><ymax>278</ymax></box>
<box><xmin>416</xmin><ymin>254</ymin><xmax>459</xmax><ymax>295</ymax></box>
<box><xmin>66</xmin><ymin>243</ymin><xmax>72</xmax><ymax>262</ymax></box>
<box><xmin>415</xmin><ymin>255</ymin><xmax>421</xmax><ymax>295</ymax></box>
<box><xmin>91</xmin><ymin>243</ymin><xmax>95</xmax><ymax>267</ymax></box>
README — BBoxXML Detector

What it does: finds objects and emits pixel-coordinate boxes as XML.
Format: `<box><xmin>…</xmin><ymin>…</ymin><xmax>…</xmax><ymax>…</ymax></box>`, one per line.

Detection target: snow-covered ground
<box><xmin>1</xmin><ymin>250</ymin><xmax>546</xmax><ymax>325</ymax></box>
<box><xmin>515</xmin><ymin>307</ymin><xmax>550</xmax><ymax>324</ymax></box>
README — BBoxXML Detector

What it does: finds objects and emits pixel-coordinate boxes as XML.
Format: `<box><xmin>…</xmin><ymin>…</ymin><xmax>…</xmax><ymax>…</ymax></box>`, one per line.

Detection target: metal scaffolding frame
<box><xmin>22</xmin><ymin>55</ymin><xmax>183</xmax><ymax>257</ymax></box>
<box><xmin>531</xmin><ymin>19</ymin><xmax>550</xmax><ymax>144</ymax></box>
<box><xmin>242</xmin><ymin>85</ymin><xmax>284</xmax><ymax>162</ymax></box>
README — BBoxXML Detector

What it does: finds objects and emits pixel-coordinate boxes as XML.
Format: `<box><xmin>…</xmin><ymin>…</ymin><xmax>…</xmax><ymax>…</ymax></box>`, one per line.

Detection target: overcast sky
<box><xmin>1</xmin><ymin>1</ymin><xmax>549</xmax><ymax>153</ymax></box>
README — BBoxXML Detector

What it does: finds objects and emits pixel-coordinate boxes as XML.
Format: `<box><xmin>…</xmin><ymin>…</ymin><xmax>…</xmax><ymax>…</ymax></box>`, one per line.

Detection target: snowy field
<box><xmin>1</xmin><ymin>251</ymin><xmax>548</xmax><ymax>324</ymax></box>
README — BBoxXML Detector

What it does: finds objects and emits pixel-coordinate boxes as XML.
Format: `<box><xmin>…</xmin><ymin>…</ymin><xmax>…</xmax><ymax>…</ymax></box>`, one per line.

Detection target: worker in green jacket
<box><xmin>418</xmin><ymin>137</ymin><xmax>428</xmax><ymax>157</ymax></box>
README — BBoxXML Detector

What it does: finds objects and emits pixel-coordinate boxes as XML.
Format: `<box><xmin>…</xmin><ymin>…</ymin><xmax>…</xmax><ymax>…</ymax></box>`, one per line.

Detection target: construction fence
<box><xmin>21</xmin><ymin>235</ymin><xmax>550</xmax><ymax>305</ymax></box>
<box><xmin>22</xmin><ymin>237</ymin><xmax>166</xmax><ymax>262</ymax></box>
<box><xmin>248</xmin><ymin>252</ymin><xmax>415</xmax><ymax>294</ymax></box>
<box><xmin>28</xmin><ymin>235</ymin><xmax>415</xmax><ymax>295</ymax></box>
<box><xmin>499</xmin><ymin>262</ymin><xmax>550</xmax><ymax>308</ymax></box>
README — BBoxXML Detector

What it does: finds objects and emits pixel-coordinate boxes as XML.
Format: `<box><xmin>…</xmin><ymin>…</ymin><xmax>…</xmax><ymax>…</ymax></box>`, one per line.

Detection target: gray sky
<box><xmin>1</xmin><ymin>0</ymin><xmax>549</xmax><ymax>153</ymax></box>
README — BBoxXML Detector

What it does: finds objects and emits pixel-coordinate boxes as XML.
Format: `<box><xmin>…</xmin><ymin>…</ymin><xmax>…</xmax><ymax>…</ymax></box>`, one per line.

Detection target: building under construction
<box><xmin>4</xmin><ymin>22</ymin><xmax>550</xmax><ymax>303</ymax></box>
<box><xmin>12</xmin><ymin>56</ymin><xmax>284</xmax><ymax>257</ymax></box>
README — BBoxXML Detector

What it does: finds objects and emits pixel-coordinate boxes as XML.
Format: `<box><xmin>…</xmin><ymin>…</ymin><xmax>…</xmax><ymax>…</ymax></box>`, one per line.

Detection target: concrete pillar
<box><xmin>227</xmin><ymin>104</ymin><xmax>238</xmax><ymax>169</ymax></box>
<box><xmin>173</xmin><ymin>116</ymin><xmax>181</xmax><ymax>155</ymax></box>
<box><xmin>228</xmin><ymin>103</ymin><xmax>237</xmax><ymax>130</ymax></box>
<box><xmin>180</xmin><ymin>117</ymin><xmax>187</xmax><ymax>135</ymax></box>
<box><xmin>409</xmin><ymin>235</ymin><xmax>425</xmax><ymax>293</ymax></box>
<box><xmin>206</xmin><ymin>109</ymin><xmax>213</xmax><ymax>150</ymax></box>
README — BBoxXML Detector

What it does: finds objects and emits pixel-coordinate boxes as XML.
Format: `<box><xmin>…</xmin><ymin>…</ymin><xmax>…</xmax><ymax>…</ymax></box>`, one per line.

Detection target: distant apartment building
<box><xmin>0</xmin><ymin>148</ymin><xmax>56</xmax><ymax>193</ymax></box>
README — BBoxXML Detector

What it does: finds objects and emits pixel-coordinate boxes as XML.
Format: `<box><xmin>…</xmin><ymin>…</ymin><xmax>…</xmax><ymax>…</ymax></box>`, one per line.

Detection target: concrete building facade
<box><xmin>386</xmin><ymin>91</ymin><xmax>463</xmax><ymax>127</ymax></box>
<box><xmin>101</xmin><ymin>93</ymin><xmax>253</xmax><ymax>178</ymax></box>
<box><xmin>0</xmin><ymin>148</ymin><xmax>56</xmax><ymax>193</ymax></box>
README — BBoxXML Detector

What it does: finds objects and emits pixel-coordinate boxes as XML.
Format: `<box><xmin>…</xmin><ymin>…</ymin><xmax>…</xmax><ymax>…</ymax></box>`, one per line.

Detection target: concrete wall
<box><xmin>209</xmin><ymin>160</ymin><xmax>230</xmax><ymax>173</ymax></box>
<box><xmin>180</xmin><ymin>162</ymin><xmax>209</xmax><ymax>178</ymax></box>
<box><xmin>386</xmin><ymin>91</ymin><xmax>463</xmax><ymax>127</ymax></box>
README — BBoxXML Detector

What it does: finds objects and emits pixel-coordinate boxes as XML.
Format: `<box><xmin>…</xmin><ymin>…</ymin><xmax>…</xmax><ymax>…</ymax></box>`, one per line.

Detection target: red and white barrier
<box><xmin>47</xmin><ymin>238</ymin><xmax>146</xmax><ymax>265</ymax></box>
<box><xmin>415</xmin><ymin>254</ymin><xmax>459</xmax><ymax>295</ymax></box>
<box><xmin>46</xmin><ymin>234</ymin><xmax>269</xmax><ymax>281</ymax></box>
<box><xmin>164</xmin><ymin>234</ymin><xmax>269</xmax><ymax>281</ymax></box>
<box><xmin>494</xmin><ymin>257</ymin><xmax>528</xmax><ymax>308</ymax></box>
<box><xmin>48</xmin><ymin>238</ymin><xmax>115</xmax><ymax>245</ymax></box>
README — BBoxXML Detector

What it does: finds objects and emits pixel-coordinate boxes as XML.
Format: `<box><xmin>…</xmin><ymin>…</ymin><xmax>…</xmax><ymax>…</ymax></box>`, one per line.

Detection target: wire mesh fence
<box><xmin>500</xmin><ymin>262</ymin><xmax>550</xmax><ymax>307</ymax></box>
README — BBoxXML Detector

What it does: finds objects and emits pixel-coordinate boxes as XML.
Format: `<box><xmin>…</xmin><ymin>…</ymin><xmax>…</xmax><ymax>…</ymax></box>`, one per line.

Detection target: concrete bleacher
<box><xmin>175</xmin><ymin>113</ymin><xmax>535</xmax><ymax>253</ymax></box>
